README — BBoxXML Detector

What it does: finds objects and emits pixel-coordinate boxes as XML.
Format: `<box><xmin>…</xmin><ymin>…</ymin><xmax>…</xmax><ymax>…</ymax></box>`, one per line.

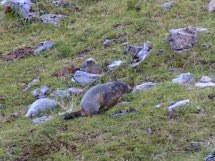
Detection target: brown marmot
<box><xmin>64</xmin><ymin>81</ymin><xmax>131</xmax><ymax>120</ymax></box>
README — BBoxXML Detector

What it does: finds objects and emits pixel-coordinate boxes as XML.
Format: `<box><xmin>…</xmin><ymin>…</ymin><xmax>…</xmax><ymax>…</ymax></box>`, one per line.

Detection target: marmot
<box><xmin>64</xmin><ymin>81</ymin><xmax>131</xmax><ymax>120</ymax></box>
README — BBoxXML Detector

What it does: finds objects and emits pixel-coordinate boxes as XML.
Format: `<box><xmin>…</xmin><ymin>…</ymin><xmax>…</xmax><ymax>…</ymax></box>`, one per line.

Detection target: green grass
<box><xmin>0</xmin><ymin>0</ymin><xmax>215</xmax><ymax>160</ymax></box>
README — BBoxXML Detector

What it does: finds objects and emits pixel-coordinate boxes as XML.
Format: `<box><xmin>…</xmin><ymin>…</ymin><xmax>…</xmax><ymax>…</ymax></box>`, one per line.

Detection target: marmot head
<box><xmin>112</xmin><ymin>81</ymin><xmax>132</xmax><ymax>94</ymax></box>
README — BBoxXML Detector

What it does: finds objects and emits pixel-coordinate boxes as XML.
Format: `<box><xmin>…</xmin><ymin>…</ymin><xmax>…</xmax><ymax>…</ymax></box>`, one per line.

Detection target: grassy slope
<box><xmin>0</xmin><ymin>0</ymin><xmax>214</xmax><ymax>160</ymax></box>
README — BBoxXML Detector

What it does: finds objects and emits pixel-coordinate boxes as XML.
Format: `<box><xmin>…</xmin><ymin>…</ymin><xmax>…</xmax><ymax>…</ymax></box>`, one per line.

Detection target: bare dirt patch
<box><xmin>52</xmin><ymin>65</ymin><xmax>78</xmax><ymax>78</ymax></box>
<box><xmin>1</xmin><ymin>47</ymin><xmax>34</xmax><ymax>61</ymax></box>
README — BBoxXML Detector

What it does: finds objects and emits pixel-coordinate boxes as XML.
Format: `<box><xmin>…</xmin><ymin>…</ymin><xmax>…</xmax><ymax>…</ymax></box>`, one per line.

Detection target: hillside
<box><xmin>0</xmin><ymin>0</ymin><xmax>215</xmax><ymax>160</ymax></box>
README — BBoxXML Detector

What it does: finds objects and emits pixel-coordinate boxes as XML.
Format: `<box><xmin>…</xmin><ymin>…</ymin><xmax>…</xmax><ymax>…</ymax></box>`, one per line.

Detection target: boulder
<box><xmin>132</xmin><ymin>82</ymin><xmax>156</xmax><ymax>93</ymax></box>
<box><xmin>40</xmin><ymin>14</ymin><xmax>66</xmax><ymax>26</ymax></box>
<box><xmin>79</xmin><ymin>58</ymin><xmax>102</xmax><ymax>74</ymax></box>
<box><xmin>50</xmin><ymin>87</ymin><xmax>83</xmax><ymax>99</ymax></box>
<box><xmin>172</xmin><ymin>73</ymin><xmax>195</xmax><ymax>85</ymax></box>
<box><xmin>167</xmin><ymin>27</ymin><xmax>199</xmax><ymax>51</ymax></box>
<box><xmin>208</xmin><ymin>0</ymin><xmax>215</xmax><ymax>13</ymax></box>
<box><xmin>167</xmin><ymin>99</ymin><xmax>190</xmax><ymax>112</ymax></box>
<box><xmin>25</xmin><ymin>98</ymin><xmax>59</xmax><ymax>118</ymax></box>
<box><xmin>107</xmin><ymin>60</ymin><xmax>124</xmax><ymax>70</ymax></box>
<box><xmin>32</xmin><ymin>85</ymin><xmax>50</xmax><ymax>99</ymax></box>
<box><xmin>32</xmin><ymin>116</ymin><xmax>52</xmax><ymax>125</ymax></box>
<box><xmin>34</xmin><ymin>41</ymin><xmax>55</xmax><ymax>55</ymax></box>
<box><xmin>0</xmin><ymin>0</ymin><xmax>36</xmax><ymax>21</ymax></box>
<box><xmin>72</xmin><ymin>70</ymin><xmax>101</xmax><ymax>86</ymax></box>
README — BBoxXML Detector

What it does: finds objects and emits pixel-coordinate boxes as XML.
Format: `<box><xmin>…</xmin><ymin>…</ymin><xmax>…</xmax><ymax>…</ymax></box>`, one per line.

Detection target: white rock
<box><xmin>25</xmin><ymin>98</ymin><xmax>59</xmax><ymax>118</ymax></box>
<box><xmin>200</xmin><ymin>76</ymin><xmax>213</xmax><ymax>83</ymax></box>
<box><xmin>108</xmin><ymin>60</ymin><xmax>124</xmax><ymax>70</ymax></box>
<box><xmin>132</xmin><ymin>82</ymin><xmax>156</xmax><ymax>93</ymax></box>
<box><xmin>32</xmin><ymin>116</ymin><xmax>52</xmax><ymax>125</ymax></box>
<box><xmin>195</xmin><ymin>82</ymin><xmax>215</xmax><ymax>88</ymax></box>
<box><xmin>208</xmin><ymin>0</ymin><xmax>215</xmax><ymax>13</ymax></box>
<box><xmin>34</xmin><ymin>41</ymin><xmax>55</xmax><ymax>55</ymax></box>
<box><xmin>172</xmin><ymin>73</ymin><xmax>195</xmax><ymax>85</ymax></box>
<box><xmin>72</xmin><ymin>70</ymin><xmax>101</xmax><ymax>86</ymax></box>
<box><xmin>167</xmin><ymin>99</ymin><xmax>190</xmax><ymax>112</ymax></box>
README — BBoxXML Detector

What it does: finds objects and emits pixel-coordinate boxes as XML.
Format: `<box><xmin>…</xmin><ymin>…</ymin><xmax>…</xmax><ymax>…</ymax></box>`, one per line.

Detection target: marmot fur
<box><xmin>64</xmin><ymin>81</ymin><xmax>131</xmax><ymax>120</ymax></box>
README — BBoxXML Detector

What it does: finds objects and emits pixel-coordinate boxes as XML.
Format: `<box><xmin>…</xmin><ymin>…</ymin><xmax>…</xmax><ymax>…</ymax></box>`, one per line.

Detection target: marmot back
<box><xmin>64</xmin><ymin>81</ymin><xmax>131</xmax><ymax>120</ymax></box>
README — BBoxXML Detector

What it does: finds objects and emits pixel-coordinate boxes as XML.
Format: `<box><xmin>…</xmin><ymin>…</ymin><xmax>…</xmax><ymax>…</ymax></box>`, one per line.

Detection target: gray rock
<box><xmin>25</xmin><ymin>98</ymin><xmax>59</xmax><ymax>118</ymax></box>
<box><xmin>11</xmin><ymin>112</ymin><xmax>21</xmax><ymax>118</ymax></box>
<box><xmin>167</xmin><ymin>27</ymin><xmax>199</xmax><ymax>51</ymax></box>
<box><xmin>72</xmin><ymin>70</ymin><xmax>101</xmax><ymax>86</ymax></box>
<box><xmin>132</xmin><ymin>82</ymin><xmax>156</xmax><ymax>93</ymax></box>
<box><xmin>195</xmin><ymin>76</ymin><xmax>215</xmax><ymax>88</ymax></box>
<box><xmin>124</xmin><ymin>41</ymin><xmax>152</xmax><ymax>67</ymax></box>
<box><xmin>205</xmin><ymin>148</ymin><xmax>215</xmax><ymax>161</ymax></box>
<box><xmin>32</xmin><ymin>116</ymin><xmax>52</xmax><ymax>125</ymax></box>
<box><xmin>103</xmin><ymin>38</ymin><xmax>117</xmax><ymax>47</ymax></box>
<box><xmin>50</xmin><ymin>87</ymin><xmax>83</xmax><ymax>99</ymax></box>
<box><xmin>23</xmin><ymin>77</ymin><xmax>40</xmax><ymax>91</ymax></box>
<box><xmin>200</xmin><ymin>76</ymin><xmax>213</xmax><ymax>83</ymax></box>
<box><xmin>52</xmin><ymin>0</ymin><xmax>67</xmax><ymax>7</ymax></box>
<box><xmin>32</xmin><ymin>85</ymin><xmax>50</xmax><ymax>99</ymax></box>
<box><xmin>107</xmin><ymin>60</ymin><xmax>124</xmax><ymax>70</ymax></box>
<box><xmin>167</xmin><ymin>99</ymin><xmax>190</xmax><ymax>112</ymax></box>
<box><xmin>79</xmin><ymin>58</ymin><xmax>102</xmax><ymax>74</ymax></box>
<box><xmin>161</xmin><ymin>2</ymin><xmax>173</xmax><ymax>10</ymax></box>
<box><xmin>202</xmin><ymin>44</ymin><xmax>210</xmax><ymax>50</ymax></box>
<box><xmin>154</xmin><ymin>103</ymin><xmax>162</xmax><ymax>108</ymax></box>
<box><xmin>172</xmin><ymin>73</ymin><xmax>195</xmax><ymax>85</ymax></box>
<box><xmin>40</xmin><ymin>14</ymin><xmax>66</xmax><ymax>26</ymax></box>
<box><xmin>208</xmin><ymin>0</ymin><xmax>215</xmax><ymax>13</ymax></box>
<box><xmin>0</xmin><ymin>0</ymin><xmax>36</xmax><ymax>21</ymax></box>
<box><xmin>190</xmin><ymin>141</ymin><xmax>207</xmax><ymax>151</ymax></box>
<box><xmin>147</xmin><ymin>127</ymin><xmax>153</xmax><ymax>135</ymax></box>
<box><xmin>34</xmin><ymin>41</ymin><xmax>55</xmax><ymax>55</ymax></box>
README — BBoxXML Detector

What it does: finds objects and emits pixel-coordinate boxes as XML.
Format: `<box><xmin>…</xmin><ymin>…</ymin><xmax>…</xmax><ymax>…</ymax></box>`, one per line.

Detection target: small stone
<box><xmin>58</xmin><ymin>109</ymin><xmax>73</xmax><ymax>116</ymax></box>
<box><xmin>50</xmin><ymin>87</ymin><xmax>83</xmax><ymax>99</ymax></box>
<box><xmin>107</xmin><ymin>60</ymin><xmax>124</xmax><ymax>70</ymax></box>
<box><xmin>190</xmin><ymin>141</ymin><xmax>207</xmax><ymax>151</ymax></box>
<box><xmin>25</xmin><ymin>98</ymin><xmax>59</xmax><ymax>118</ymax></box>
<box><xmin>72</xmin><ymin>70</ymin><xmax>101</xmax><ymax>86</ymax></box>
<box><xmin>34</xmin><ymin>41</ymin><xmax>55</xmax><ymax>55</ymax></box>
<box><xmin>168</xmin><ymin>27</ymin><xmax>199</xmax><ymax>52</ymax></box>
<box><xmin>114</xmin><ymin>109</ymin><xmax>126</xmax><ymax>117</ymax></box>
<box><xmin>154</xmin><ymin>103</ymin><xmax>162</xmax><ymax>108</ymax></box>
<box><xmin>195</xmin><ymin>82</ymin><xmax>215</xmax><ymax>88</ymax></box>
<box><xmin>204</xmin><ymin>148</ymin><xmax>215</xmax><ymax>161</ymax></box>
<box><xmin>132</xmin><ymin>82</ymin><xmax>156</xmax><ymax>93</ymax></box>
<box><xmin>79</xmin><ymin>58</ymin><xmax>102</xmax><ymax>74</ymax></box>
<box><xmin>11</xmin><ymin>112</ymin><xmax>21</xmax><ymax>118</ymax></box>
<box><xmin>161</xmin><ymin>2</ymin><xmax>173</xmax><ymax>10</ymax></box>
<box><xmin>40</xmin><ymin>14</ymin><xmax>66</xmax><ymax>26</ymax></box>
<box><xmin>52</xmin><ymin>0</ymin><xmax>67</xmax><ymax>7</ymax></box>
<box><xmin>172</xmin><ymin>73</ymin><xmax>195</xmax><ymax>85</ymax></box>
<box><xmin>196</xmin><ymin>107</ymin><xmax>205</xmax><ymax>114</ymax></box>
<box><xmin>103</xmin><ymin>38</ymin><xmax>117</xmax><ymax>47</ymax></box>
<box><xmin>202</xmin><ymin>44</ymin><xmax>210</xmax><ymax>50</ymax></box>
<box><xmin>200</xmin><ymin>76</ymin><xmax>213</xmax><ymax>83</ymax></box>
<box><xmin>32</xmin><ymin>116</ymin><xmax>52</xmax><ymax>125</ymax></box>
<box><xmin>157</xmin><ymin>48</ymin><xmax>164</xmax><ymax>56</ymax></box>
<box><xmin>147</xmin><ymin>128</ymin><xmax>153</xmax><ymax>135</ymax></box>
<box><xmin>167</xmin><ymin>99</ymin><xmax>190</xmax><ymax>112</ymax></box>
<box><xmin>124</xmin><ymin>41</ymin><xmax>152</xmax><ymax>67</ymax></box>
<box><xmin>23</xmin><ymin>77</ymin><xmax>40</xmax><ymax>91</ymax></box>
<box><xmin>32</xmin><ymin>85</ymin><xmax>50</xmax><ymax>99</ymax></box>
